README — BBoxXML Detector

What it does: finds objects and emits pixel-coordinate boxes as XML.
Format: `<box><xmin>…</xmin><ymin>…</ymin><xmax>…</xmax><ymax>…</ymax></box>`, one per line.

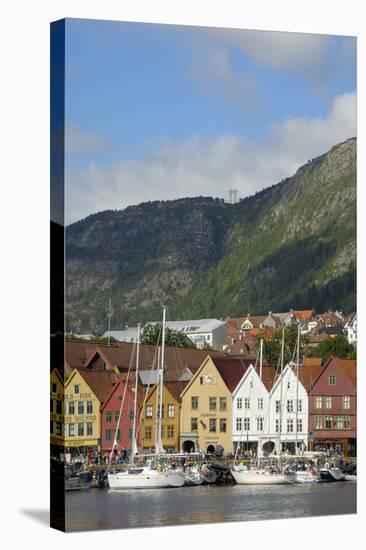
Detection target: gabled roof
<box><xmin>210</xmin><ymin>356</ymin><xmax>254</xmax><ymax>393</ymax></box>
<box><xmin>324</xmin><ymin>357</ymin><xmax>357</xmax><ymax>387</ymax></box>
<box><xmin>297</xmin><ymin>366</ymin><xmax>323</xmax><ymax>392</ymax></box>
<box><xmin>76</xmin><ymin>369</ymin><xmax>121</xmax><ymax>405</ymax></box>
<box><xmin>164</xmin><ymin>381</ymin><xmax>189</xmax><ymax>402</ymax></box>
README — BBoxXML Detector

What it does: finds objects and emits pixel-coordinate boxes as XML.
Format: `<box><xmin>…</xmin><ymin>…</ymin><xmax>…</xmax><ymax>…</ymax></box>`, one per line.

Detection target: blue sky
<box><xmin>64</xmin><ymin>18</ymin><xmax>356</xmax><ymax>224</ymax></box>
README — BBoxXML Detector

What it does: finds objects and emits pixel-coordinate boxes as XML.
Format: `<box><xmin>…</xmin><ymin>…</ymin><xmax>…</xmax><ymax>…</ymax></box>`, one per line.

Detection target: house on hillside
<box><xmin>344</xmin><ymin>313</ymin><xmax>357</xmax><ymax>346</ymax></box>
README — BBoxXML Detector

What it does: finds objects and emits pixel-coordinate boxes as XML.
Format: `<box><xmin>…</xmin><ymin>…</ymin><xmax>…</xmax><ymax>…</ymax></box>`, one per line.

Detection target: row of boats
<box><xmin>65</xmin><ymin>456</ymin><xmax>357</xmax><ymax>490</ymax></box>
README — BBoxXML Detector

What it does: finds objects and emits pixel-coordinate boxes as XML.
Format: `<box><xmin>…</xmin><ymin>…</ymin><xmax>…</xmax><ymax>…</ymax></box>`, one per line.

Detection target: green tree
<box><xmin>308</xmin><ymin>334</ymin><xmax>356</xmax><ymax>363</ymax></box>
<box><xmin>141</xmin><ymin>323</ymin><xmax>197</xmax><ymax>349</ymax></box>
<box><xmin>255</xmin><ymin>325</ymin><xmax>309</xmax><ymax>366</ymax></box>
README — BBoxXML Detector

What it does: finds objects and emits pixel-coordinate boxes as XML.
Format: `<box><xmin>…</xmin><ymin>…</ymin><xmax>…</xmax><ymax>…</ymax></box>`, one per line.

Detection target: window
<box><xmin>128</xmin><ymin>428</ymin><xmax>133</xmax><ymax>440</ymax></box>
<box><xmin>257</xmin><ymin>417</ymin><xmax>264</xmax><ymax>431</ymax></box>
<box><xmin>343</xmin><ymin>416</ymin><xmax>351</xmax><ymax>429</ymax></box>
<box><xmin>287</xmin><ymin>419</ymin><xmax>294</xmax><ymax>433</ymax></box>
<box><xmin>315</xmin><ymin>396</ymin><xmax>322</xmax><ymax>409</ymax></box>
<box><xmin>191</xmin><ymin>417</ymin><xmax>198</xmax><ymax>431</ymax></box>
<box><xmin>220</xmin><ymin>397</ymin><xmax>227</xmax><ymax>411</ymax></box>
<box><xmin>297</xmin><ymin>419</ymin><xmax>303</xmax><ymax>432</ymax></box>
<box><xmin>67</xmin><ymin>401</ymin><xmax>74</xmax><ymax>415</ymax></box>
<box><xmin>236</xmin><ymin>417</ymin><xmax>242</xmax><ymax>431</ymax></box>
<box><xmin>161</xmin><ymin>404</ymin><xmax>165</xmax><ymax>418</ymax></box>
<box><xmin>146</xmin><ymin>405</ymin><xmax>153</xmax><ymax>418</ymax></box>
<box><xmin>325</xmin><ymin>396</ymin><xmax>332</xmax><ymax>409</ymax></box>
<box><xmin>315</xmin><ymin>416</ymin><xmax>322</xmax><ymax>429</ymax></box>
<box><xmin>209</xmin><ymin>418</ymin><xmax>217</xmax><ymax>432</ymax></box>
<box><xmin>74</xmin><ymin>384</ymin><xmax>80</xmax><ymax>395</ymax></box>
<box><xmin>161</xmin><ymin>425</ymin><xmax>165</xmax><ymax>439</ymax></box>
<box><xmin>168</xmin><ymin>404</ymin><xmax>175</xmax><ymax>418</ymax></box>
<box><xmin>297</xmin><ymin>399</ymin><xmax>302</xmax><ymax>413</ymax></box>
<box><xmin>105</xmin><ymin>429</ymin><xmax>112</xmax><ymax>441</ymax></box>
<box><xmin>243</xmin><ymin>417</ymin><xmax>250</xmax><ymax>431</ymax></box>
<box><xmin>275</xmin><ymin>419</ymin><xmax>282</xmax><ymax>433</ymax></box>
<box><xmin>220</xmin><ymin>418</ymin><xmax>227</xmax><ymax>432</ymax></box>
<box><xmin>86</xmin><ymin>422</ymin><xmax>93</xmax><ymax>436</ymax></box>
<box><xmin>56</xmin><ymin>400</ymin><xmax>62</xmax><ymax>414</ymax></box>
<box><xmin>325</xmin><ymin>416</ymin><xmax>332</xmax><ymax>429</ymax></box>
<box><xmin>258</xmin><ymin>398</ymin><xmax>263</xmax><ymax>410</ymax></box>
<box><xmin>56</xmin><ymin>422</ymin><xmax>62</xmax><ymax>436</ymax></box>
<box><xmin>145</xmin><ymin>426</ymin><xmax>152</xmax><ymax>440</ymax></box>
<box><xmin>343</xmin><ymin>396</ymin><xmax>351</xmax><ymax>409</ymax></box>
<box><xmin>244</xmin><ymin>398</ymin><xmax>250</xmax><ymax>410</ymax></box>
<box><xmin>275</xmin><ymin>400</ymin><xmax>281</xmax><ymax>413</ymax></box>
<box><xmin>78</xmin><ymin>401</ymin><xmax>84</xmax><ymax>415</ymax></box>
<box><xmin>78</xmin><ymin>423</ymin><xmax>84</xmax><ymax>436</ymax></box>
<box><xmin>200</xmin><ymin>376</ymin><xmax>204</xmax><ymax>385</ymax></box>
<box><xmin>287</xmin><ymin>381</ymin><xmax>291</xmax><ymax>389</ymax></box>
<box><xmin>335</xmin><ymin>416</ymin><xmax>343</xmax><ymax>429</ymax></box>
<box><xmin>50</xmin><ymin>420</ymin><xmax>53</xmax><ymax>434</ymax></box>
<box><xmin>50</xmin><ymin>399</ymin><xmax>54</xmax><ymax>413</ymax></box>
<box><xmin>129</xmin><ymin>410</ymin><xmax>134</xmax><ymax>422</ymax></box>
<box><xmin>237</xmin><ymin>398</ymin><xmax>242</xmax><ymax>410</ymax></box>
<box><xmin>209</xmin><ymin>397</ymin><xmax>217</xmax><ymax>411</ymax></box>
<box><xmin>87</xmin><ymin>401</ymin><xmax>93</xmax><ymax>414</ymax></box>
<box><xmin>116</xmin><ymin>428</ymin><xmax>120</xmax><ymax>441</ymax></box>
<box><xmin>191</xmin><ymin>396</ymin><xmax>198</xmax><ymax>410</ymax></box>
<box><xmin>69</xmin><ymin>423</ymin><xmax>75</xmax><ymax>437</ymax></box>
<box><xmin>106</xmin><ymin>411</ymin><xmax>112</xmax><ymax>423</ymax></box>
<box><xmin>287</xmin><ymin>400</ymin><xmax>293</xmax><ymax>413</ymax></box>
<box><xmin>115</xmin><ymin>411</ymin><xmax>119</xmax><ymax>422</ymax></box>
<box><xmin>329</xmin><ymin>374</ymin><xmax>336</xmax><ymax>385</ymax></box>
<box><xmin>52</xmin><ymin>383</ymin><xmax>57</xmax><ymax>393</ymax></box>
<box><xmin>167</xmin><ymin>425</ymin><xmax>174</xmax><ymax>438</ymax></box>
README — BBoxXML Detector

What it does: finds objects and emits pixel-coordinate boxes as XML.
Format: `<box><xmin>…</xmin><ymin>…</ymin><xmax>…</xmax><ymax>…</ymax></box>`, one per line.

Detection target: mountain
<box><xmin>66</xmin><ymin>138</ymin><xmax>356</xmax><ymax>333</ymax></box>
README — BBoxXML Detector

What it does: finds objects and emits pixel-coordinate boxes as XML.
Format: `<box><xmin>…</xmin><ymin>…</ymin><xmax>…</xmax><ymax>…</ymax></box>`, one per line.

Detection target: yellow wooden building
<box><xmin>179</xmin><ymin>356</ymin><xmax>250</xmax><ymax>453</ymax></box>
<box><xmin>141</xmin><ymin>381</ymin><xmax>187</xmax><ymax>453</ymax></box>
<box><xmin>63</xmin><ymin>369</ymin><xmax>101</xmax><ymax>453</ymax></box>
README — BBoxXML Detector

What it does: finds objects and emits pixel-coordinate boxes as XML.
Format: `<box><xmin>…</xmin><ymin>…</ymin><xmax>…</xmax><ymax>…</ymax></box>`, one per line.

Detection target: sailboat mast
<box><xmin>157</xmin><ymin>307</ymin><xmax>166</xmax><ymax>455</ymax></box>
<box><xmin>130</xmin><ymin>323</ymin><xmax>141</xmax><ymax>465</ymax></box>
<box><xmin>295</xmin><ymin>323</ymin><xmax>300</xmax><ymax>455</ymax></box>
<box><xmin>279</xmin><ymin>328</ymin><xmax>285</xmax><ymax>460</ymax></box>
<box><xmin>259</xmin><ymin>338</ymin><xmax>263</xmax><ymax>380</ymax></box>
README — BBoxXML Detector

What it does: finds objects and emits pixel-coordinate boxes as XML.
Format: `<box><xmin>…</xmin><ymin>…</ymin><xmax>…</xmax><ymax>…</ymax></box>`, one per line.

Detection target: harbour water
<box><xmin>65</xmin><ymin>482</ymin><xmax>356</xmax><ymax>531</ymax></box>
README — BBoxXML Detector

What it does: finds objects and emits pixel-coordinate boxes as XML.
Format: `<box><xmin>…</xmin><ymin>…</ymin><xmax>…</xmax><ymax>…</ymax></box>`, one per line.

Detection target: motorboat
<box><xmin>319</xmin><ymin>467</ymin><xmax>346</xmax><ymax>482</ymax></box>
<box><xmin>184</xmin><ymin>465</ymin><xmax>203</xmax><ymax>486</ymax></box>
<box><xmin>65</xmin><ymin>469</ymin><xmax>93</xmax><ymax>491</ymax></box>
<box><xmin>231</xmin><ymin>464</ymin><xmax>295</xmax><ymax>485</ymax></box>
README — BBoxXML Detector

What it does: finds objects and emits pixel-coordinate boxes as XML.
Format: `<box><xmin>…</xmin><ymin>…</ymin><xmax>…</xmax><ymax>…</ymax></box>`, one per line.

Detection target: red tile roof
<box><xmin>76</xmin><ymin>369</ymin><xmax>122</xmax><ymax>405</ymax></box>
<box><xmin>211</xmin><ymin>356</ymin><xmax>254</xmax><ymax>392</ymax></box>
<box><xmin>303</xmin><ymin>357</ymin><xmax>322</xmax><ymax>367</ymax></box>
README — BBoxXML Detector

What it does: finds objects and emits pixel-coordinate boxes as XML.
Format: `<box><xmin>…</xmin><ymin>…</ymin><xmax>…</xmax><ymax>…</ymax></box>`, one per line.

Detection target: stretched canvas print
<box><xmin>50</xmin><ymin>18</ymin><xmax>357</xmax><ymax>532</ymax></box>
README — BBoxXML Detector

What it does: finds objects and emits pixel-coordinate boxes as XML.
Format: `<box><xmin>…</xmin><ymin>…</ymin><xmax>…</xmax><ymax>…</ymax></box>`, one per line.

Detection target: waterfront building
<box><xmin>142</xmin><ymin>381</ymin><xmax>187</xmax><ymax>453</ymax></box>
<box><xmin>232</xmin><ymin>364</ymin><xmax>277</xmax><ymax>455</ymax></box>
<box><xmin>344</xmin><ymin>313</ymin><xmax>357</xmax><ymax>346</ymax></box>
<box><xmin>63</xmin><ymin>369</ymin><xmax>120</xmax><ymax>456</ymax></box>
<box><xmin>179</xmin><ymin>356</ymin><xmax>251</xmax><ymax>453</ymax></box>
<box><xmin>100</xmin><ymin>375</ymin><xmax>143</xmax><ymax>454</ymax></box>
<box><xmin>309</xmin><ymin>357</ymin><xmax>356</xmax><ymax>456</ymax></box>
<box><xmin>50</xmin><ymin>368</ymin><xmax>65</xmax><ymax>451</ymax></box>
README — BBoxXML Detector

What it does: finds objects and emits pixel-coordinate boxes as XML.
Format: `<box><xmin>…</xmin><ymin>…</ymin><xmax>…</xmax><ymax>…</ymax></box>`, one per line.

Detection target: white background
<box><xmin>0</xmin><ymin>0</ymin><xmax>364</xmax><ymax>548</ymax></box>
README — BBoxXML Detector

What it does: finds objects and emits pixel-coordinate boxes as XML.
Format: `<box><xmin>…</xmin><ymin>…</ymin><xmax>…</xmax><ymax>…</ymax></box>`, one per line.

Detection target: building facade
<box><xmin>50</xmin><ymin>368</ymin><xmax>65</xmax><ymax>451</ymax></box>
<box><xmin>309</xmin><ymin>357</ymin><xmax>356</xmax><ymax>456</ymax></box>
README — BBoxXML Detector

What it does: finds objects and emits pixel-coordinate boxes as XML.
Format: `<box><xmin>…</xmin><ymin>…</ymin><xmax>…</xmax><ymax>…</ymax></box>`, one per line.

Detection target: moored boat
<box><xmin>319</xmin><ymin>467</ymin><xmax>346</xmax><ymax>482</ymax></box>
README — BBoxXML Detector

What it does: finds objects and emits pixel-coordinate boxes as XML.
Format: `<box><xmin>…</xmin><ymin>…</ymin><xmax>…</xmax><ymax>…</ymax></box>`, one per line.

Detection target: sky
<box><xmin>64</xmin><ymin>18</ymin><xmax>357</xmax><ymax>225</ymax></box>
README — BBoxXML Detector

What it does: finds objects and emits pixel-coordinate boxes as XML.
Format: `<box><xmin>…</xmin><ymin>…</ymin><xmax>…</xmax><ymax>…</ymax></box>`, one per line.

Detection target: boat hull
<box><xmin>319</xmin><ymin>468</ymin><xmax>346</xmax><ymax>482</ymax></box>
<box><xmin>231</xmin><ymin>470</ymin><xmax>295</xmax><ymax>485</ymax></box>
<box><xmin>295</xmin><ymin>471</ymin><xmax>319</xmax><ymax>484</ymax></box>
<box><xmin>108</xmin><ymin>469</ymin><xmax>185</xmax><ymax>489</ymax></box>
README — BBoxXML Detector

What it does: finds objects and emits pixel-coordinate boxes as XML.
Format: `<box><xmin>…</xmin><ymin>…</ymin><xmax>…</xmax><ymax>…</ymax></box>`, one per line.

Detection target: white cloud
<box><xmin>66</xmin><ymin>92</ymin><xmax>356</xmax><ymax>225</ymax></box>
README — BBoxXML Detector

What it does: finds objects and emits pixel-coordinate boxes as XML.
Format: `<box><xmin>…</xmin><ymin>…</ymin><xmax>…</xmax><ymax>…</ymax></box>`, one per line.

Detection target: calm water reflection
<box><xmin>65</xmin><ymin>482</ymin><xmax>356</xmax><ymax>532</ymax></box>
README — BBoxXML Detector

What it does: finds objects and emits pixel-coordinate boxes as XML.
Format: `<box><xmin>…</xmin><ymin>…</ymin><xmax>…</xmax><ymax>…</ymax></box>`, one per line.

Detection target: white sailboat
<box><xmin>231</xmin><ymin>335</ymin><xmax>295</xmax><ymax>485</ymax></box>
<box><xmin>108</xmin><ymin>310</ymin><xmax>185</xmax><ymax>489</ymax></box>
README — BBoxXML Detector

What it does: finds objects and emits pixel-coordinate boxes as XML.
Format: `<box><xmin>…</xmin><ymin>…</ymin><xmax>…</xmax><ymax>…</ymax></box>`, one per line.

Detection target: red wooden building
<box><xmin>100</xmin><ymin>376</ymin><xmax>143</xmax><ymax>455</ymax></box>
<box><xmin>309</xmin><ymin>357</ymin><xmax>356</xmax><ymax>456</ymax></box>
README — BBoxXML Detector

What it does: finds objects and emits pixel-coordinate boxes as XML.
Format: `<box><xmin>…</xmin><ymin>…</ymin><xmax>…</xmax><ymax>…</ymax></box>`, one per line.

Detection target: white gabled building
<box><xmin>268</xmin><ymin>363</ymin><xmax>309</xmax><ymax>455</ymax></box>
<box><xmin>344</xmin><ymin>313</ymin><xmax>357</xmax><ymax>346</ymax></box>
<box><xmin>232</xmin><ymin>364</ymin><xmax>277</xmax><ymax>456</ymax></box>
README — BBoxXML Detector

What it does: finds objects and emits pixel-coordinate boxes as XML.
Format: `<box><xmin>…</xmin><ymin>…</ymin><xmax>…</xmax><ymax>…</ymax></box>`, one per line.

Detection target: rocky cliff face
<box><xmin>66</xmin><ymin>138</ymin><xmax>356</xmax><ymax>333</ymax></box>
